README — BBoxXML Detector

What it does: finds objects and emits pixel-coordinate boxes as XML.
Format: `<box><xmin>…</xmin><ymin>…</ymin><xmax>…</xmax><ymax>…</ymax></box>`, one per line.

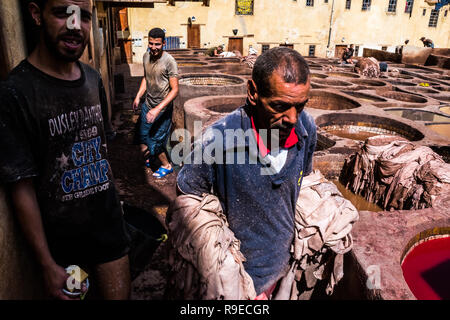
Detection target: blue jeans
<box><xmin>139</xmin><ymin>101</ymin><xmax>173</xmax><ymax>158</ymax></box>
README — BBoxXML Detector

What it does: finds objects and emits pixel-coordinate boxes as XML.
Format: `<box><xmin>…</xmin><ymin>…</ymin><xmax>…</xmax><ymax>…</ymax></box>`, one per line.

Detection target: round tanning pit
<box><xmin>388</xmin><ymin>73</ymin><xmax>414</xmax><ymax>79</ymax></box>
<box><xmin>349</xmin><ymin>79</ymin><xmax>387</xmax><ymax>87</ymax></box>
<box><xmin>310</xmin><ymin>73</ymin><xmax>328</xmax><ymax>79</ymax></box>
<box><xmin>311</xmin><ymin>78</ymin><xmax>353</xmax><ymax>87</ymax></box>
<box><xmin>439</xmin><ymin>106</ymin><xmax>450</xmax><ymax>116</ymax></box>
<box><xmin>179</xmin><ymin>74</ymin><xmax>244</xmax><ymax>86</ymax></box>
<box><xmin>315</xmin><ymin>113</ymin><xmax>424</xmax><ymax>141</ymax></box>
<box><xmin>183</xmin><ymin>95</ymin><xmax>247</xmax><ymax>134</ymax></box>
<box><xmin>341</xmin><ymin>91</ymin><xmax>388</xmax><ymax>103</ymax></box>
<box><xmin>385</xmin><ymin>109</ymin><xmax>450</xmax><ymax>122</ymax></box>
<box><xmin>425</xmin><ymin>123</ymin><xmax>450</xmax><ymax>139</ymax></box>
<box><xmin>401</xmin><ymin>86</ymin><xmax>440</xmax><ymax>94</ymax></box>
<box><xmin>401</xmin><ymin>230</ymin><xmax>450</xmax><ymax>300</ymax></box>
<box><xmin>377</xmin><ymin>91</ymin><xmax>428</xmax><ymax>103</ymax></box>
<box><xmin>315</xmin><ymin>133</ymin><xmax>336</xmax><ymax>151</ymax></box>
<box><xmin>384</xmin><ymin>79</ymin><xmax>417</xmax><ymax>86</ymax></box>
<box><xmin>177</xmin><ymin>62</ymin><xmax>207</xmax><ymax>67</ymax></box>
<box><xmin>174</xmin><ymin>55</ymin><xmax>199</xmax><ymax>59</ymax></box>
<box><xmin>428</xmin><ymin>94</ymin><xmax>450</xmax><ymax>103</ymax></box>
<box><xmin>433</xmin><ymin>85</ymin><xmax>450</xmax><ymax>92</ymax></box>
<box><xmin>306</xmin><ymin>90</ymin><xmax>361</xmax><ymax>110</ymax></box>
<box><xmin>205</xmin><ymin>58</ymin><xmax>241</xmax><ymax>64</ymax></box>
<box><xmin>325</xmin><ymin>72</ymin><xmax>360</xmax><ymax>78</ymax></box>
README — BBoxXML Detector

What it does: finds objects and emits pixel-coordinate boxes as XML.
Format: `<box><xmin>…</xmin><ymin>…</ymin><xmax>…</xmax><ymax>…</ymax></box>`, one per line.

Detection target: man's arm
<box><xmin>145</xmin><ymin>77</ymin><xmax>179</xmax><ymax>123</ymax></box>
<box><xmin>132</xmin><ymin>77</ymin><xmax>147</xmax><ymax>112</ymax></box>
<box><xmin>10</xmin><ymin>179</ymin><xmax>71</xmax><ymax>300</ymax></box>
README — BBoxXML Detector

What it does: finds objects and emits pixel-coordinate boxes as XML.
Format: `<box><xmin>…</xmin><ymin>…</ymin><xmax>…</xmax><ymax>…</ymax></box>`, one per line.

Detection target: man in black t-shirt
<box><xmin>0</xmin><ymin>0</ymin><xmax>130</xmax><ymax>299</ymax></box>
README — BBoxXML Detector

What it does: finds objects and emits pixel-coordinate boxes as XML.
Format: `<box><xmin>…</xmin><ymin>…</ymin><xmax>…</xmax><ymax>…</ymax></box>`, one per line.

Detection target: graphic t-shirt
<box><xmin>143</xmin><ymin>51</ymin><xmax>178</xmax><ymax>107</ymax></box>
<box><xmin>0</xmin><ymin>60</ymin><xmax>129</xmax><ymax>264</ymax></box>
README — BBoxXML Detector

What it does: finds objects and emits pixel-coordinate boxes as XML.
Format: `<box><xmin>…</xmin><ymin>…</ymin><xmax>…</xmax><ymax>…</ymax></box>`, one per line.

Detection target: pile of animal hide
<box><xmin>340</xmin><ymin>135</ymin><xmax>450</xmax><ymax>210</ymax></box>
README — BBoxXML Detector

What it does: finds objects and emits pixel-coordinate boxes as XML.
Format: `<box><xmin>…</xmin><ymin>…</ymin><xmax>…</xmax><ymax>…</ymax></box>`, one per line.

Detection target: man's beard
<box><xmin>42</xmin><ymin>21</ymin><xmax>88</xmax><ymax>62</ymax></box>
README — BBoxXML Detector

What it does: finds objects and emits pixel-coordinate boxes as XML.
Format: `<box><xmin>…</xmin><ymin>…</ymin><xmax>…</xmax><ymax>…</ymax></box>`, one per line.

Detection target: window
<box><xmin>355</xmin><ymin>45</ymin><xmax>359</xmax><ymax>56</ymax></box>
<box><xmin>445</xmin><ymin>10</ymin><xmax>448</xmax><ymax>17</ymax></box>
<box><xmin>404</xmin><ymin>0</ymin><xmax>414</xmax><ymax>14</ymax></box>
<box><xmin>235</xmin><ymin>0</ymin><xmax>254</xmax><ymax>15</ymax></box>
<box><xmin>324</xmin><ymin>0</ymin><xmax>328</xmax><ymax>3</ymax></box>
<box><xmin>262</xmin><ymin>44</ymin><xmax>270</xmax><ymax>53</ymax></box>
<box><xmin>306</xmin><ymin>0</ymin><xmax>314</xmax><ymax>6</ymax></box>
<box><xmin>308</xmin><ymin>45</ymin><xmax>316</xmax><ymax>57</ymax></box>
<box><xmin>362</xmin><ymin>0</ymin><xmax>371</xmax><ymax>11</ymax></box>
<box><xmin>429</xmin><ymin>9</ymin><xmax>439</xmax><ymax>27</ymax></box>
<box><xmin>387</xmin><ymin>0</ymin><xmax>397</xmax><ymax>13</ymax></box>
<box><xmin>345</xmin><ymin>0</ymin><xmax>351</xmax><ymax>9</ymax></box>
<box><xmin>422</xmin><ymin>9</ymin><xmax>426</xmax><ymax>16</ymax></box>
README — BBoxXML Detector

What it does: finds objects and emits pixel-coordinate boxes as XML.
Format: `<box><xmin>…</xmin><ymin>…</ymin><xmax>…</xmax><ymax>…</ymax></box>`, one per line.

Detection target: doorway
<box><xmin>335</xmin><ymin>45</ymin><xmax>347</xmax><ymax>58</ymax></box>
<box><xmin>116</xmin><ymin>7</ymin><xmax>132</xmax><ymax>63</ymax></box>
<box><xmin>187</xmin><ymin>24</ymin><xmax>200</xmax><ymax>48</ymax></box>
<box><xmin>228</xmin><ymin>37</ymin><xmax>243</xmax><ymax>54</ymax></box>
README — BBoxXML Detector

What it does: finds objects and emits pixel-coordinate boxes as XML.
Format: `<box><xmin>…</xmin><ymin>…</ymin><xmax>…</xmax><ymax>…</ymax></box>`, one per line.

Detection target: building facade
<box><xmin>126</xmin><ymin>0</ymin><xmax>450</xmax><ymax>62</ymax></box>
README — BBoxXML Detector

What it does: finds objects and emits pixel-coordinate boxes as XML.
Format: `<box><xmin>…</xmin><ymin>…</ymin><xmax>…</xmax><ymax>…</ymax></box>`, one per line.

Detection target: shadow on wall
<box><xmin>0</xmin><ymin>187</ymin><xmax>46</xmax><ymax>299</ymax></box>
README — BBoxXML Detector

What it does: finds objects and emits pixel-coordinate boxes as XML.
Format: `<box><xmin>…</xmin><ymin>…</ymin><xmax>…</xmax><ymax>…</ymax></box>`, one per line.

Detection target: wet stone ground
<box><xmin>107</xmin><ymin>67</ymin><xmax>177</xmax><ymax>299</ymax></box>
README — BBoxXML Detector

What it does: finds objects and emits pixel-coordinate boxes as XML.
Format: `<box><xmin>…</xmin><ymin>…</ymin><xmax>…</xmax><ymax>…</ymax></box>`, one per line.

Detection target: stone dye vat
<box><xmin>178</xmin><ymin>63</ymin><xmax>223</xmax><ymax>74</ymax></box>
<box><xmin>306</xmin><ymin>90</ymin><xmax>361</xmax><ymax>110</ymax></box>
<box><xmin>384</xmin><ymin>79</ymin><xmax>417</xmax><ymax>86</ymax></box>
<box><xmin>377</xmin><ymin>91</ymin><xmax>428</xmax><ymax>104</ymax></box>
<box><xmin>349</xmin><ymin>79</ymin><xmax>388</xmax><ymax>89</ymax></box>
<box><xmin>388</xmin><ymin>73</ymin><xmax>414</xmax><ymax>79</ymax></box>
<box><xmin>341</xmin><ymin>91</ymin><xmax>388</xmax><ymax>103</ymax></box>
<box><xmin>173</xmin><ymin>74</ymin><xmax>246</xmax><ymax>133</ymax></box>
<box><xmin>205</xmin><ymin>58</ymin><xmax>241</xmax><ymax>64</ymax></box>
<box><xmin>385</xmin><ymin>109</ymin><xmax>450</xmax><ymax>123</ymax></box>
<box><xmin>315</xmin><ymin>113</ymin><xmax>424</xmax><ymax>141</ymax></box>
<box><xmin>425</xmin><ymin>123</ymin><xmax>450</xmax><ymax>139</ymax></box>
<box><xmin>310</xmin><ymin>73</ymin><xmax>328</xmax><ymax>79</ymax></box>
<box><xmin>177</xmin><ymin>61</ymin><xmax>206</xmax><ymax>67</ymax></box>
<box><xmin>401</xmin><ymin>229</ymin><xmax>450</xmax><ymax>300</ymax></box>
<box><xmin>183</xmin><ymin>95</ymin><xmax>247</xmax><ymax>137</ymax></box>
<box><xmin>433</xmin><ymin>85</ymin><xmax>450</xmax><ymax>92</ymax></box>
<box><xmin>311</xmin><ymin>78</ymin><xmax>353</xmax><ymax>87</ymax></box>
<box><xmin>439</xmin><ymin>106</ymin><xmax>450</xmax><ymax>115</ymax></box>
<box><xmin>400</xmin><ymin>86</ymin><xmax>440</xmax><ymax>94</ymax></box>
<box><xmin>427</xmin><ymin>94</ymin><xmax>450</xmax><ymax>103</ymax></box>
<box><xmin>325</xmin><ymin>72</ymin><xmax>360</xmax><ymax>78</ymax></box>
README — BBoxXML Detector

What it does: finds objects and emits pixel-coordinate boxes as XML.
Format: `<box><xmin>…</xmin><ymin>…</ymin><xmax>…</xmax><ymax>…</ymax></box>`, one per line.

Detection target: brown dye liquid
<box><xmin>440</xmin><ymin>107</ymin><xmax>450</xmax><ymax>116</ymax></box>
<box><xmin>326</xmin><ymin>130</ymin><xmax>379</xmax><ymax>141</ymax></box>
<box><xmin>332</xmin><ymin>180</ymin><xmax>383</xmax><ymax>212</ymax></box>
<box><xmin>427</xmin><ymin>124</ymin><xmax>450</xmax><ymax>139</ymax></box>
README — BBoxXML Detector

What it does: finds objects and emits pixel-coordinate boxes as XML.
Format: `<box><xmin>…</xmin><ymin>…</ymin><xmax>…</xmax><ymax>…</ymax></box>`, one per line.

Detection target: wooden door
<box><xmin>118</xmin><ymin>8</ymin><xmax>132</xmax><ymax>63</ymax></box>
<box><xmin>228</xmin><ymin>37</ymin><xmax>243</xmax><ymax>55</ymax></box>
<box><xmin>279</xmin><ymin>43</ymin><xmax>294</xmax><ymax>49</ymax></box>
<box><xmin>187</xmin><ymin>24</ymin><xmax>200</xmax><ymax>48</ymax></box>
<box><xmin>335</xmin><ymin>45</ymin><xmax>347</xmax><ymax>58</ymax></box>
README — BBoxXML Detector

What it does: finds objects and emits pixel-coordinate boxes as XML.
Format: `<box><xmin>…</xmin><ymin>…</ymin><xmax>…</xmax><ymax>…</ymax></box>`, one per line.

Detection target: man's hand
<box><xmin>146</xmin><ymin>107</ymin><xmax>161</xmax><ymax>123</ymax></box>
<box><xmin>43</xmin><ymin>263</ymin><xmax>74</xmax><ymax>300</ymax></box>
<box><xmin>132</xmin><ymin>97</ymin><xmax>140</xmax><ymax>113</ymax></box>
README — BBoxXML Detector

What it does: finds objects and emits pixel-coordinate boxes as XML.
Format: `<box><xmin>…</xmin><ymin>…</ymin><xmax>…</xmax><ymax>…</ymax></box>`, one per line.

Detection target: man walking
<box><xmin>0</xmin><ymin>0</ymin><xmax>130</xmax><ymax>299</ymax></box>
<box><xmin>132</xmin><ymin>27</ymin><xmax>179</xmax><ymax>178</ymax></box>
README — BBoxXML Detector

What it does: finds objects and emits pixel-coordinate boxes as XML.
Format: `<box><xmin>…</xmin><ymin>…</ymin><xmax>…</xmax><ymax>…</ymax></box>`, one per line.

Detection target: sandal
<box><xmin>152</xmin><ymin>167</ymin><xmax>173</xmax><ymax>178</ymax></box>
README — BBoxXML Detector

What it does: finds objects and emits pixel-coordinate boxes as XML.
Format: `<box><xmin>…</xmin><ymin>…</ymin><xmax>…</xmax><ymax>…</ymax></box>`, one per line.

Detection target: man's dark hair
<box><xmin>29</xmin><ymin>0</ymin><xmax>48</xmax><ymax>9</ymax></box>
<box><xmin>252</xmin><ymin>47</ymin><xmax>310</xmax><ymax>97</ymax></box>
<box><xmin>148</xmin><ymin>28</ymin><xmax>165</xmax><ymax>41</ymax></box>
